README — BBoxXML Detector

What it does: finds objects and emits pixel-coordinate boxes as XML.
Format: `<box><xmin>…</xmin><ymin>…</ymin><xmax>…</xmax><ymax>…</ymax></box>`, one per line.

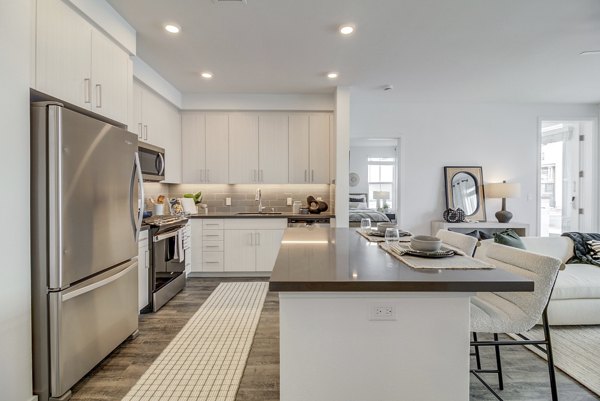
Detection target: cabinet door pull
<box><xmin>138</xmin><ymin>123</ymin><xmax>143</xmax><ymax>139</ymax></box>
<box><xmin>260</xmin><ymin>169</ymin><xmax>264</xmax><ymax>182</ymax></box>
<box><xmin>95</xmin><ymin>84</ymin><xmax>102</xmax><ymax>108</ymax></box>
<box><xmin>253</xmin><ymin>169</ymin><xmax>257</xmax><ymax>182</ymax></box>
<box><xmin>304</xmin><ymin>169</ymin><xmax>307</xmax><ymax>182</ymax></box>
<box><xmin>84</xmin><ymin>78</ymin><xmax>91</xmax><ymax>104</ymax></box>
<box><xmin>143</xmin><ymin>125</ymin><xmax>148</xmax><ymax>140</ymax></box>
<box><xmin>311</xmin><ymin>169</ymin><xmax>314</xmax><ymax>182</ymax></box>
<box><xmin>249</xmin><ymin>233</ymin><xmax>254</xmax><ymax>246</ymax></box>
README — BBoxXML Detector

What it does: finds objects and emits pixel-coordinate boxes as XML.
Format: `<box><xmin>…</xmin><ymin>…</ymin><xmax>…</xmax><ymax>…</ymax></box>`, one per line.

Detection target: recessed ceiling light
<box><xmin>327</xmin><ymin>72</ymin><xmax>338</xmax><ymax>79</ymax></box>
<box><xmin>201</xmin><ymin>72</ymin><xmax>213</xmax><ymax>79</ymax></box>
<box><xmin>580</xmin><ymin>50</ymin><xmax>600</xmax><ymax>56</ymax></box>
<box><xmin>164</xmin><ymin>24</ymin><xmax>181</xmax><ymax>34</ymax></box>
<box><xmin>339</xmin><ymin>24</ymin><xmax>355</xmax><ymax>35</ymax></box>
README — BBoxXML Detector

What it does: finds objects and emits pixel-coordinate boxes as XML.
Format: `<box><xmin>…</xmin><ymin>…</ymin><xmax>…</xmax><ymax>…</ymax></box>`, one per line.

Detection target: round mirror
<box><xmin>451</xmin><ymin>172</ymin><xmax>479</xmax><ymax>215</ymax></box>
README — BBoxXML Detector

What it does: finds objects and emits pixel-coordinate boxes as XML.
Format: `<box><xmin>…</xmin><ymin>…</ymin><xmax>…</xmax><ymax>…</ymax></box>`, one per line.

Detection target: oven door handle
<box><xmin>153</xmin><ymin>229</ymin><xmax>180</xmax><ymax>242</ymax></box>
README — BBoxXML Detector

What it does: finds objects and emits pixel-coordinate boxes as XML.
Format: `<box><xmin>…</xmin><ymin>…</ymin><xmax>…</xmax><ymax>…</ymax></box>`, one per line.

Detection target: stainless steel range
<box><xmin>144</xmin><ymin>215</ymin><xmax>189</xmax><ymax>312</ymax></box>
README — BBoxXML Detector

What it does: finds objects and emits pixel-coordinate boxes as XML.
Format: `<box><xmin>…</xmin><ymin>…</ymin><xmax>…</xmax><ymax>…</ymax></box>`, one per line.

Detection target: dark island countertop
<box><xmin>269</xmin><ymin>228</ymin><xmax>534</xmax><ymax>293</ymax></box>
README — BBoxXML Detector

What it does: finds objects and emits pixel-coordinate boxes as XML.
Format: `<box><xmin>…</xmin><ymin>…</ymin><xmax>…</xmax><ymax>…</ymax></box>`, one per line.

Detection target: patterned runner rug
<box><xmin>509</xmin><ymin>325</ymin><xmax>600</xmax><ymax>396</ymax></box>
<box><xmin>122</xmin><ymin>282</ymin><xmax>268</xmax><ymax>401</ymax></box>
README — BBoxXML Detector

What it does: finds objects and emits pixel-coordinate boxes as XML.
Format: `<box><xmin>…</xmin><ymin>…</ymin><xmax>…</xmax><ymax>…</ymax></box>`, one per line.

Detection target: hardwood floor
<box><xmin>71</xmin><ymin>278</ymin><xmax>599</xmax><ymax>401</ymax></box>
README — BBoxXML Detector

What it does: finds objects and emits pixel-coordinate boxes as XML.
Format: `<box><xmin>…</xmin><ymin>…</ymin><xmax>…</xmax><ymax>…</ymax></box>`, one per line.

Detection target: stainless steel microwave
<box><xmin>138</xmin><ymin>142</ymin><xmax>165</xmax><ymax>182</ymax></box>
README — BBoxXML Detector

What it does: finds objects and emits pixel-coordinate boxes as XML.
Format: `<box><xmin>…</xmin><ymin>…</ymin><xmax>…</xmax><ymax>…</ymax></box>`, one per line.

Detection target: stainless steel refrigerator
<box><xmin>31</xmin><ymin>101</ymin><xmax>143</xmax><ymax>401</ymax></box>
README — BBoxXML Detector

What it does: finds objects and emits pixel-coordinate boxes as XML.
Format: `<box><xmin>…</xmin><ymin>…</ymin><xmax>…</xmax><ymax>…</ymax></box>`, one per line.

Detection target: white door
<box><xmin>132</xmin><ymin>81</ymin><xmax>144</xmax><ymax>140</ymax></box>
<box><xmin>36</xmin><ymin>0</ymin><xmax>92</xmax><ymax>110</ymax></box>
<box><xmin>205</xmin><ymin>113</ymin><xmax>229</xmax><ymax>183</ymax></box>
<box><xmin>162</xmin><ymin>103</ymin><xmax>182</xmax><ymax>183</ymax></box>
<box><xmin>137</xmin><ymin>240</ymin><xmax>149</xmax><ymax>311</ymax></box>
<box><xmin>229</xmin><ymin>113</ymin><xmax>259</xmax><ymax>184</ymax></box>
<box><xmin>182</xmin><ymin>112</ymin><xmax>206</xmax><ymax>183</ymax></box>
<box><xmin>90</xmin><ymin>29</ymin><xmax>129</xmax><ymax>124</ymax></box>
<box><xmin>141</xmin><ymin>86</ymin><xmax>161</xmax><ymax>146</ymax></box>
<box><xmin>224</xmin><ymin>230</ymin><xmax>256</xmax><ymax>272</ymax></box>
<box><xmin>189</xmin><ymin>220</ymin><xmax>203</xmax><ymax>272</ymax></box>
<box><xmin>309</xmin><ymin>113</ymin><xmax>331</xmax><ymax>184</ymax></box>
<box><xmin>255</xmin><ymin>230</ymin><xmax>284</xmax><ymax>272</ymax></box>
<box><xmin>289</xmin><ymin>114</ymin><xmax>310</xmax><ymax>183</ymax></box>
<box><xmin>259</xmin><ymin>113</ymin><xmax>289</xmax><ymax>184</ymax></box>
<box><xmin>539</xmin><ymin>120</ymin><xmax>596</xmax><ymax>235</ymax></box>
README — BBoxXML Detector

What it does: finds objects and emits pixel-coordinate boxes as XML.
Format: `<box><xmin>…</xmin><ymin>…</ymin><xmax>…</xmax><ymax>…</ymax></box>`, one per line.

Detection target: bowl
<box><xmin>377</xmin><ymin>222</ymin><xmax>398</xmax><ymax>234</ymax></box>
<box><xmin>410</xmin><ymin>235</ymin><xmax>442</xmax><ymax>252</ymax></box>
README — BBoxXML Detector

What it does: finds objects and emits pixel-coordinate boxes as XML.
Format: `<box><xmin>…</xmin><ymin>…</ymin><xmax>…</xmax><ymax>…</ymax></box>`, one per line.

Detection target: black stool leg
<box><xmin>473</xmin><ymin>332</ymin><xmax>482</xmax><ymax>370</ymax></box>
<box><xmin>493</xmin><ymin>333</ymin><xmax>504</xmax><ymax>390</ymax></box>
<box><xmin>542</xmin><ymin>310</ymin><xmax>559</xmax><ymax>401</ymax></box>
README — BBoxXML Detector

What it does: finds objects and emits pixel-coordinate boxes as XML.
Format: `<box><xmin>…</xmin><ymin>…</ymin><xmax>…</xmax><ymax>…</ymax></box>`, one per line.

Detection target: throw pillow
<box><xmin>587</xmin><ymin>240</ymin><xmax>600</xmax><ymax>259</ymax></box>
<box><xmin>493</xmin><ymin>229</ymin><xmax>526</xmax><ymax>250</ymax></box>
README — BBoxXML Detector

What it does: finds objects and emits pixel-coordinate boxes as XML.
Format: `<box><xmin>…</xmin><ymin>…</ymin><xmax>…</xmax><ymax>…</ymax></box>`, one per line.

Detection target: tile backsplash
<box><xmin>143</xmin><ymin>183</ymin><xmax>332</xmax><ymax>214</ymax></box>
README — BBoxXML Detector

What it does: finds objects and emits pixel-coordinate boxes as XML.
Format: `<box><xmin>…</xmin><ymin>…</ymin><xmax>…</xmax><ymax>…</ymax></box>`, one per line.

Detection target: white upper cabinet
<box><xmin>288</xmin><ymin>113</ymin><xmax>331</xmax><ymax>184</ymax></box>
<box><xmin>181</xmin><ymin>111</ymin><xmax>331</xmax><ymax>184</ymax></box>
<box><xmin>133</xmin><ymin>80</ymin><xmax>182</xmax><ymax>183</ymax></box>
<box><xmin>309</xmin><ymin>113</ymin><xmax>331</xmax><ymax>184</ymax></box>
<box><xmin>288</xmin><ymin>114</ymin><xmax>311</xmax><ymax>183</ymax></box>
<box><xmin>36</xmin><ymin>0</ymin><xmax>91</xmax><ymax>110</ymax></box>
<box><xmin>205</xmin><ymin>113</ymin><xmax>229</xmax><ymax>184</ymax></box>
<box><xmin>90</xmin><ymin>29</ymin><xmax>129</xmax><ymax>123</ymax></box>
<box><xmin>229</xmin><ymin>113</ymin><xmax>259</xmax><ymax>184</ymax></box>
<box><xmin>181</xmin><ymin>112</ymin><xmax>206</xmax><ymax>183</ymax></box>
<box><xmin>35</xmin><ymin>0</ymin><xmax>130</xmax><ymax>124</ymax></box>
<box><xmin>259</xmin><ymin>113</ymin><xmax>289</xmax><ymax>184</ymax></box>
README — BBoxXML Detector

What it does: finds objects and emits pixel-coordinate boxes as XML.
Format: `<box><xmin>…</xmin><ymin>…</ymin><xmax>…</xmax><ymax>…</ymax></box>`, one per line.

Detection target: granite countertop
<box><xmin>188</xmin><ymin>212</ymin><xmax>336</xmax><ymax>219</ymax></box>
<box><xmin>269</xmin><ymin>228</ymin><xmax>534</xmax><ymax>293</ymax></box>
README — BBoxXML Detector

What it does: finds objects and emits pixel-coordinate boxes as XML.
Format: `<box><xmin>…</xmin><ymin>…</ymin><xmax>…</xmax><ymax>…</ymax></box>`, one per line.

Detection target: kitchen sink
<box><xmin>236</xmin><ymin>212</ymin><xmax>283</xmax><ymax>215</ymax></box>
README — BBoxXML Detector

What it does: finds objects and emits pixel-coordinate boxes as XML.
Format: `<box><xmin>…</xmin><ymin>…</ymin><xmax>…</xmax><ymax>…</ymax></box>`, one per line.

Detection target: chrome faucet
<box><xmin>255</xmin><ymin>188</ymin><xmax>264</xmax><ymax>213</ymax></box>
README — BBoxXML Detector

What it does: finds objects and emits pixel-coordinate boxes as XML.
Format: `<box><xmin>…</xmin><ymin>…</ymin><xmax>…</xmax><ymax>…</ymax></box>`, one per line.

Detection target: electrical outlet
<box><xmin>286</xmin><ymin>197</ymin><xmax>293</xmax><ymax>206</ymax></box>
<box><xmin>225</xmin><ymin>197</ymin><xmax>231</xmax><ymax>206</ymax></box>
<box><xmin>369</xmin><ymin>305</ymin><xmax>396</xmax><ymax>321</ymax></box>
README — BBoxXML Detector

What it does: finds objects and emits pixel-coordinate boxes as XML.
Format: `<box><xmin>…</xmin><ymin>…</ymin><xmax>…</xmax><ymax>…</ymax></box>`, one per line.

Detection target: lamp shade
<box><xmin>486</xmin><ymin>182</ymin><xmax>521</xmax><ymax>199</ymax></box>
<box><xmin>373</xmin><ymin>191</ymin><xmax>390</xmax><ymax>200</ymax></box>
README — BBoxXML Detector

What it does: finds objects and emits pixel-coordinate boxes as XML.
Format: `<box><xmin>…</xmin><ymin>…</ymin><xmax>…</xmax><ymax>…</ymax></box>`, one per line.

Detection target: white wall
<box><xmin>0</xmin><ymin>1</ymin><xmax>34</xmax><ymax>400</ymax></box>
<box><xmin>350</xmin><ymin>100</ymin><xmax>599</xmax><ymax>235</ymax></box>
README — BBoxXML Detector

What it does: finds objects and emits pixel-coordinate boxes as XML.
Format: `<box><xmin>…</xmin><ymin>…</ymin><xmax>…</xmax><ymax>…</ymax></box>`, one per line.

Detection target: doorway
<box><xmin>538</xmin><ymin>119</ymin><xmax>597</xmax><ymax>236</ymax></box>
<box><xmin>349</xmin><ymin>138</ymin><xmax>402</xmax><ymax>224</ymax></box>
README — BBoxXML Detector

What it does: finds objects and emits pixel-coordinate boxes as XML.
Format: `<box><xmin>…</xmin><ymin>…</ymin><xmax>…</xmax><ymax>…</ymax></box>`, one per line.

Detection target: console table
<box><xmin>431</xmin><ymin>221</ymin><xmax>530</xmax><ymax>237</ymax></box>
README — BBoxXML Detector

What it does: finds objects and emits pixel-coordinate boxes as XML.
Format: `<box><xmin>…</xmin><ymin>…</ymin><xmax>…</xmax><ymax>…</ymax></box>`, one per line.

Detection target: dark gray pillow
<box><xmin>493</xmin><ymin>229</ymin><xmax>526</xmax><ymax>249</ymax></box>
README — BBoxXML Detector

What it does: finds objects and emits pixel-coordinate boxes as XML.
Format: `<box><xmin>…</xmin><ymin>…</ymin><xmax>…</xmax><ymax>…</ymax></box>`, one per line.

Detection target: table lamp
<box><xmin>485</xmin><ymin>181</ymin><xmax>521</xmax><ymax>223</ymax></box>
<box><xmin>373</xmin><ymin>191</ymin><xmax>390</xmax><ymax>210</ymax></box>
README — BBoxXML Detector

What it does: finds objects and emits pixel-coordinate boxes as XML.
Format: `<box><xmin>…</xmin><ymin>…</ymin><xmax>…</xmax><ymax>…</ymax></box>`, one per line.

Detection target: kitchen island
<box><xmin>269</xmin><ymin>228</ymin><xmax>533</xmax><ymax>401</ymax></box>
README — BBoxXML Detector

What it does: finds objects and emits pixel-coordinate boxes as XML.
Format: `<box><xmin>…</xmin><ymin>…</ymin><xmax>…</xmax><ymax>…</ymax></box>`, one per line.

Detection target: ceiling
<box><xmin>106</xmin><ymin>0</ymin><xmax>600</xmax><ymax>103</ymax></box>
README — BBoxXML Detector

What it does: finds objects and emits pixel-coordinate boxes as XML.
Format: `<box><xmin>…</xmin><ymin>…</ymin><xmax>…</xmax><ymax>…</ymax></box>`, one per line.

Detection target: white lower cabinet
<box><xmin>137</xmin><ymin>230</ymin><xmax>150</xmax><ymax>312</ymax></box>
<box><xmin>189</xmin><ymin>218</ymin><xmax>286</xmax><ymax>274</ymax></box>
<box><xmin>224</xmin><ymin>230</ymin><xmax>258</xmax><ymax>272</ymax></box>
<box><xmin>224</xmin><ymin>219</ymin><xmax>286</xmax><ymax>273</ymax></box>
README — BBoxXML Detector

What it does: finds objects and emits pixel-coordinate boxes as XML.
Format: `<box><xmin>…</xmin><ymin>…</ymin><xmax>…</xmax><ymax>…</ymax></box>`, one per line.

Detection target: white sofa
<box><xmin>476</xmin><ymin>237</ymin><xmax>600</xmax><ymax>326</ymax></box>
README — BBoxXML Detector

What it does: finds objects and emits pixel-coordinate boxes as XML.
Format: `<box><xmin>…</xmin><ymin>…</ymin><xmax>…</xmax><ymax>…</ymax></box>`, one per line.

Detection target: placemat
<box><xmin>356</xmin><ymin>229</ymin><xmax>412</xmax><ymax>243</ymax></box>
<box><xmin>379</xmin><ymin>242</ymin><xmax>495</xmax><ymax>270</ymax></box>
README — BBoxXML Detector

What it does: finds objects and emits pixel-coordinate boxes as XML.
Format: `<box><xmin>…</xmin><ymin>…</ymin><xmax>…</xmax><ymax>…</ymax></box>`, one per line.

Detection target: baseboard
<box><xmin>187</xmin><ymin>272</ymin><xmax>270</xmax><ymax>278</ymax></box>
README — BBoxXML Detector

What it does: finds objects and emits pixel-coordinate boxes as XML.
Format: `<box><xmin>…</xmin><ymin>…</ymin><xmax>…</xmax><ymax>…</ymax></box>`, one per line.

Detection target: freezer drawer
<box><xmin>48</xmin><ymin>260</ymin><xmax>138</xmax><ymax>398</ymax></box>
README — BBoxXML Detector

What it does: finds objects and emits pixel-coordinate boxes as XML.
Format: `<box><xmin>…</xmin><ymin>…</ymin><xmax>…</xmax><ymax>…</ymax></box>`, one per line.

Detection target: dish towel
<box><xmin>176</xmin><ymin>230</ymin><xmax>185</xmax><ymax>263</ymax></box>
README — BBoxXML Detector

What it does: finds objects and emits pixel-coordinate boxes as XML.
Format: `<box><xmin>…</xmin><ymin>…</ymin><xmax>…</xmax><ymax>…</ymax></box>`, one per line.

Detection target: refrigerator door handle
<box><xmin>134</xmin><ymin>152</ymin><xmax>144</xmax><ymax>242</ymax></box>
<box><xmin>61</xmin><ymin>261</ymin><xmax>137</xmax><ymax>301</ymax></box>
<box><xmin>48</xmin><ymin>104</ymin><xmax>63</xmax><ymax>289</ymax></box>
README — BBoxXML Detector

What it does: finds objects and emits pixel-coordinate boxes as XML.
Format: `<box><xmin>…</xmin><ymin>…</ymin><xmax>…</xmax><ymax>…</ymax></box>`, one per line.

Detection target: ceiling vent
<box><xmin>212</xmin><ymin>0</ymin><xmax>247</xmax><ymax>4</ymax></box>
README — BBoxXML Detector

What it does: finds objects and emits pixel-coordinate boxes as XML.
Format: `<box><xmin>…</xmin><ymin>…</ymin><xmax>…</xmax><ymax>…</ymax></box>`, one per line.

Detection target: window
<box><xmin>368</xmin><ymin>157</ymin><xmax>395</xmax><ymax>210</ymax></box>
